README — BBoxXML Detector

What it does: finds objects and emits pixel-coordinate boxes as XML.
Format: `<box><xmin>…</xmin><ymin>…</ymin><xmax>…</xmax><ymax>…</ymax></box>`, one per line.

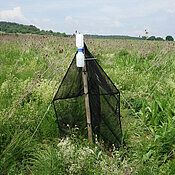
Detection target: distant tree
<box><xmin>61</xmin><ymin>33</ymin><xmax>67</xmax><ymax>37</ymax></box>
<box><xmin>155</xmin><ymin>37</ymin><xmax>164</xmax><ymax>41</ymax></box>
<box><xmin>34</xmin><ymin>30</ymin><xmax>40</xmax><ymax>34</ymax></box>
<box><xmin>40</xmin><ymin>30</ymin><xmax>46</xmax><ymax>35</ymax></box>
<box><xmin>142</xmin><ymin>36</ymin><xmax>147</xmax><ymax>40</ymax></box>
<box><xmin>48</xmin><ymin>30</ymin><xmax>53</xmax><ymax>34</ymax></box>
<box><xmin>166</xmin><ymin>35</ymin><xmax>174</xmax><ymax>41</ymax></box>
<box><xmin>56</xmin><ymin>32</ymin><xmax>61</xmax><ymax>35</ymax></box>
<box><xmin>147</xmin><ymin>36</ymin><xmax>156</xmax><ymax>40</ymax></box>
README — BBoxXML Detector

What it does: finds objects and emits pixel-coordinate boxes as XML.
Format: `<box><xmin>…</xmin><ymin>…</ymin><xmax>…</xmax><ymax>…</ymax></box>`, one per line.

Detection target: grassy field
<box><xmin>0</xmin><ymin>35</ymin><xmax>175</xmax><ymax>174</ymax></box>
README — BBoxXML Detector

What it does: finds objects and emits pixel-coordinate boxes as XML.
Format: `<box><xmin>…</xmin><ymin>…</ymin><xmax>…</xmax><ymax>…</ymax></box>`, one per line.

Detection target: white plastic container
<box><xmin>76</xmin><ymin>33</ymin><xmax>84</xmax><ymax>67</ymax></box>
<box><xmin>76</xmin><ymin>50</ymin><xmax>85</xmax><ymax>67</ymax></box>
<box><xmin>76</xmin><ymin>34</ymin><xmax>84</xmax><ymax>48</ymax></box>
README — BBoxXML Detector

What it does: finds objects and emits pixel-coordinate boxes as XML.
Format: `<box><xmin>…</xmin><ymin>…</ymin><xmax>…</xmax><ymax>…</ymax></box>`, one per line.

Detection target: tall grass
<box><xmin>0</xmin><ymin>35</ymin><xmax>175</xmax><ymax>174</ymax></box>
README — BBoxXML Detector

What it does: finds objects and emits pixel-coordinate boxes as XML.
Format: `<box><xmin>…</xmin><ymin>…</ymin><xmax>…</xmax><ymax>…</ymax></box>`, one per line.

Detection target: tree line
<box><xmin>1</xmin><ymin>21</ymin><xmax>174</xmax><ymax>41</ymax></box>
<box><xmin>142</xmin><ymin>35</ymin><xmax>174</xmax><ymax>41</ymax></box>
<box><xmin>0</xmin><ymin>22</ymin><xmax>141</xmax><ymax>40</ymax></box>
<box><xmin>0</xmin><ymin>21</ymin><xmax>67</xmax><ymax>37</ymax></box>
<box><xmin>84</xmin><ymin>34</ymin><xmax>142</xmax><ymax>40</ymax></box>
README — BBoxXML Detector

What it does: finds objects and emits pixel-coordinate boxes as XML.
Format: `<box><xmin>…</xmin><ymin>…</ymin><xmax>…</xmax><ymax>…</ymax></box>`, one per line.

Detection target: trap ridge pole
<box><xmin>76</xmin><ymin>33</ymin><xmax>93</xmax><ymax>143</ymax></box>
<box><xmin>82</xmin><ymin>63</ymin><xmax>93</xmax><ymax>143</ymax></box>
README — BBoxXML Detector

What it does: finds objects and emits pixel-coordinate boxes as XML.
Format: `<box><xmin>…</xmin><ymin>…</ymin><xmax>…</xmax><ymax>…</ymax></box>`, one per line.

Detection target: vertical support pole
<box><xmin>82</xmin><ymin>62</ymin><xmax>93</xmax><ymax>143</ymax></box>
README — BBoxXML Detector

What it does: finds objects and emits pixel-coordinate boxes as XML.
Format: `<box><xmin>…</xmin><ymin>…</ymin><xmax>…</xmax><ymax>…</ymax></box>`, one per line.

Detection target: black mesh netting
<box><xmin>53</xmin><ymin>44</ymin><xmax>122</xmax><ymax>147</ymax></box>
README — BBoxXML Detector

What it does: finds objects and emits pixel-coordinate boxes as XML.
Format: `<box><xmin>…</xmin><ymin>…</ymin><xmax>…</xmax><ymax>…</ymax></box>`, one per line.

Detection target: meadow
<box><xmin>0</xmin><ymin>35</ymin><xmax>175</xmax><ymax>174</ymax></box>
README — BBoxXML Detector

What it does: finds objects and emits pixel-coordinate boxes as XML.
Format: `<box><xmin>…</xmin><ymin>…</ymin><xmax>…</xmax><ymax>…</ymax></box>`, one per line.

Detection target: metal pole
<box><xmin>82</xmin><ymin>62</ymin><xmax>93</xmax><ymax>143</ymax></box>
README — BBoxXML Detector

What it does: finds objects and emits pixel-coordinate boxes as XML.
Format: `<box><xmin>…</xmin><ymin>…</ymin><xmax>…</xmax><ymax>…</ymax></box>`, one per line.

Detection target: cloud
<box><xmin>42</xmin><ymin>18</ymin><xmax>51</xmax><ymax>23</ymax></box>
<box><xmin>0</xmin><ymin>1</ymin><xmax>174</xmax><ymax>37</ymax></box>
<box><xmin>65</xmin><ymin>16</ymin><xmax>73</xmax><ymax>22</ymax></box>
<box><xmin>64</xmin><ymin>16</ymin><xmax>78</xmax><ymax>24</ymax></box>
<box><xmin>0</xmin><ymin>7</ymin><xmax>30</xmax><ymax>23</ymax></box>
<box><xmin>167</xmin><ymin>9</ymin><xmax>175</xmax><ymax>16</ymax></box>
<box><xmin>100</xmin><ymin>0</ymin><xmax>175</xmax><ymax>20</ymax></box>
<box><xmin>113</xmin><ymin>20</ymin><xmax>123</xmax><ymax>27</ymax></box>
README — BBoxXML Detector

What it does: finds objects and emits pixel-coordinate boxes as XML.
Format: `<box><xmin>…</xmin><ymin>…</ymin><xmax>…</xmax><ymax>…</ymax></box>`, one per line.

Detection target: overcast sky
<box><xmin>0</xmin><ymin>0</ymin><xmax>175</xmax><ymax>38</ymax></box>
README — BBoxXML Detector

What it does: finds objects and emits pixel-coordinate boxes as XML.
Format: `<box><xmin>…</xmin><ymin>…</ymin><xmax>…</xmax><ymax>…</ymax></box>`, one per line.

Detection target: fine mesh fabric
<box><xmin>53</xmin><ymin>44</ymin><xmax>122</xmax><ymax>147</ymax></box>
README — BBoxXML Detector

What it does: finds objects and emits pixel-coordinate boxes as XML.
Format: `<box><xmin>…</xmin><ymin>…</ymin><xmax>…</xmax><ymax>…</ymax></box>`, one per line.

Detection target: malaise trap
<box><xmin>52</xmin><ymin>43</ymin><xmax>123</xmax><ymax>147</ymax></box>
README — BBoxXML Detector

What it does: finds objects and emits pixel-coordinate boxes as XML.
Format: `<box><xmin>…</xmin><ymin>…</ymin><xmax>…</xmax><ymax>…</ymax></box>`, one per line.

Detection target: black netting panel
<box><xmin>54</xmin><ymin>54</ymin><xmax>84</xmax><ymax>100</ymax></box>
<box><xmin>53</xmin><ymin>43</ymin><xmax>122</xmax><ymax>147</ymax></box>
<box><xmin>53</xmin><ymin>96</ymin><xmax>87</xmax><ymax>136</ymax></box>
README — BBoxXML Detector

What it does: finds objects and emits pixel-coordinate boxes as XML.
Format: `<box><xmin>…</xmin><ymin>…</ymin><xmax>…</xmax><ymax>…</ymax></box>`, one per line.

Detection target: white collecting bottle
<box><xmin>76</xmin><ymin>34</ymin><xmax>85</xmax><ymax>67</ymax></box>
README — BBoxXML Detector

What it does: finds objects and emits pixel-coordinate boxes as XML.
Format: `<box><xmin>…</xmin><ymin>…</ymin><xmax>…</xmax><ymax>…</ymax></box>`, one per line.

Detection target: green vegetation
<box><xmin>0</xmin><ymin>35</ymin><xmax>175</xmax><ymax>174</ymax></box>
<box><xmin>0</xmin><ymin>21</ymin><xmax>143</xmax><ymax>40</ymax></box>
<box><xmin>147</xmin><ymin>36</ymin><xmax>164</xmax><ymax>41</ymax></box>
<box><xmin>84</xmin><ymin>34</ymin><xmax>142</xmax><ymax>40</ymax></box>
<box><xmin>147</xmin><ymin>36</ymin><xmax>156</xmax><ymax>40</ymax></box>
<box><xmin>0</xmin><ymin>21</ymin><xmax>67</xmax><ymax>37</ymax></box>
<box><xmin>147</xmin><ymin>35</ymin><xmax>174</xmax><ymax>41</ymax></box>
<box><xmin>166</xmin><ymin>35</ymin><xmax>174</xmax><ymax>41</ymax></box>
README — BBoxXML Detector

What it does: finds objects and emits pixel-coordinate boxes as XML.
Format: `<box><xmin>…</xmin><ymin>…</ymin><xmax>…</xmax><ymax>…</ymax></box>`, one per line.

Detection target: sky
<box><xmin>0</xmin><ymin>0</ymin><xmax>175</xmax><ymax>38</ymax></box>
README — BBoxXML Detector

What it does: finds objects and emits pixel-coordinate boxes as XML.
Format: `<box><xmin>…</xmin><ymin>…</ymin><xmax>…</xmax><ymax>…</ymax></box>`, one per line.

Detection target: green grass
<box><xmin>0</xmin><ymin>35</ymin><xmax>175</xmax><ymax>174</ymax></box>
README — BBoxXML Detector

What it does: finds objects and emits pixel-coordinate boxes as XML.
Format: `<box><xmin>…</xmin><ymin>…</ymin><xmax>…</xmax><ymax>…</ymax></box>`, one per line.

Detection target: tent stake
<box><xmin>82</xmin><ymin>62</ymin><xmax>93</xmax><ymax>143</ymax></box>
